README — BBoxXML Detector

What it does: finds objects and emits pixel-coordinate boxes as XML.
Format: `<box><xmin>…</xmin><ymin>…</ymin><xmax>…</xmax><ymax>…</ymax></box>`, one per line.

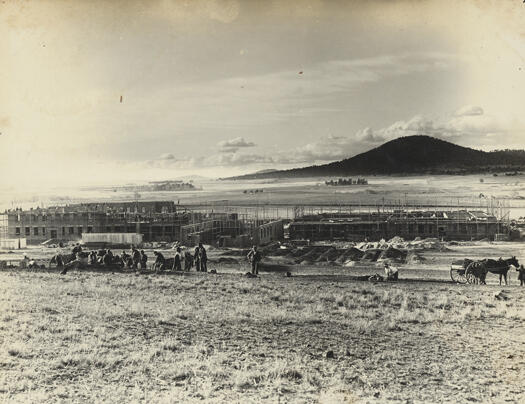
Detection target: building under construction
<box><xmin>0</xmin><ymin>201</ymin><xmax>284</xmax><ymax>247</ymax></box>
<box><xmin>289</xmin><ymin>209</ymin><xmax>509</xmax><ymax>241</ymax></box>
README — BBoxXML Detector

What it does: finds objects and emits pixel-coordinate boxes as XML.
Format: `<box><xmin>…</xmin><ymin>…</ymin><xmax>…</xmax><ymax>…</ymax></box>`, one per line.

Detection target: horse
<box><xmin>483</xmin><ymin>257</ymin><xmax>519</xmax><ymax>286</ymax></box>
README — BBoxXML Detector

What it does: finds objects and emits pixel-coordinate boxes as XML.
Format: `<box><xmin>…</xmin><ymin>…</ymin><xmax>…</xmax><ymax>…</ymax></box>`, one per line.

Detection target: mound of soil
<box><xmin>315</xmin><ymin>247</ymin><xmax>340</xmax><ymax>262</ymax></box>
<box><xmin>406</xmin><ymin>252</ymin><xmax>426</xmax><ymax>264</ymax></box>
<box><xmin>335</xmin><ymin>247</ymin><xmax>365</xmax><ymax>264</ymax></box>
<box><xmin>378</xmin><ymin>247</ymin><xmax>407</xmax><ymax>263</ymax></box>
<box><xmin>296</xmin><ymin>246</ymin><xmax>330</xmax><ymax>263</ymax></box>
<box><xmin>361</xmin><ymin>249</ymin><xmax>383</xmax><ymax>262</ymax></box>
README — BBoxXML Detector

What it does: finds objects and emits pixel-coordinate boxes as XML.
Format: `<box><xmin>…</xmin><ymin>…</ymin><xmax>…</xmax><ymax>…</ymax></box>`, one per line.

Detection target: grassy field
<box><xmin>1</xmin><ymin>269</ymin><xmax>525</xmax><ymax>403</ymax></box>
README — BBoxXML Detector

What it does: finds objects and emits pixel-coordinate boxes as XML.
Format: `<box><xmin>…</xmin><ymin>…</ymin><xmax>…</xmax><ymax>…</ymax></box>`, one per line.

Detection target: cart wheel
<box><xmin>465</xmin><ymin>262</ymin><xmax>483</xmax><ymax>285</ymax></box>
<box><xmin>450</xmin><ymin>268</ymin><xmax>467</xmax><ymax>284</ymax></box>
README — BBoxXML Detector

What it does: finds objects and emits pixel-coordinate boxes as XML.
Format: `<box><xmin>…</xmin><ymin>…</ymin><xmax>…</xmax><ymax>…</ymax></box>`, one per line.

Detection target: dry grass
<box><xmin>0</xmin><ymin>270</ymin><xmax>524</xmax><ymax>403</ymax></box>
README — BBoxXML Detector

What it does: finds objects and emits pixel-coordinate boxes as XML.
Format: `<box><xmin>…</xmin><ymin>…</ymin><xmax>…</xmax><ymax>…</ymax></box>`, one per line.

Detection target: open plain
<box><xmin>1</xmin><ymin>247</ymin><xmax>525</xmax><ymax>403</ymax></box>
<box><xmin>2</xmin><ymin>175</ymin><xmax>525</xmax><ymax>403</ymax></box>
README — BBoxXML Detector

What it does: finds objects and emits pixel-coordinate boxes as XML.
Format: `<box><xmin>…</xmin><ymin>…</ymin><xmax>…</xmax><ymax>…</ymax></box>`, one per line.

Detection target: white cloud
<box><xmin>74</xmin><ymin>105</ymin><xmax>524</xmax><ymax>181</ymax></box>
<box><xmin>159</xmin><ymin>153</ymin><xmax>175</xmax><ymax>160</ymax></box>
<box><xmin>211</xmin><ymin>152</ymin><xmax>273</xmax><ymax>166</ymax></box>
<box><xmin>275</xmin><ymin>106</ymin><xmax>521</xmax><ymax>164</ymax></box>
<box><xmin>138</xmin><ymin>150</ymin><xmax>273</xmax><ymax>170</ymax></box>
<box><xmin>455</xmin><ymin>105</ymin><xmax>484</xmax><ymax>117</ymax></box>
<box><xmin>352</xmin><ymin>106</ymin><xmax>514</xmax><ymax>149</ymax></box>
<box><xmin>273</xmin><ymin>134</ymin><xmax>357</xmax><ymax>164</ymax></box>
<box><xmin>218</xmin><ymin>137</ymin><xmax>256</xmax><ymax>152</ymax></box>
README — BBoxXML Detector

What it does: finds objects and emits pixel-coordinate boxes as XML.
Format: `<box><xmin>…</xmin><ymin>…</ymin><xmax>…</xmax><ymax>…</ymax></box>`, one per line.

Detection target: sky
<box><xmin>1</xmin><ymin>0</ymin><xmax>524</xmax><ymax>189</ymax></box>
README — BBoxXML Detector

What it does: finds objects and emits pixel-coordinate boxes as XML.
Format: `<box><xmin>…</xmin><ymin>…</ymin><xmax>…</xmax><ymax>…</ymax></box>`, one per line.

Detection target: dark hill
<box><xmin>226</xmin><ymin>136</ymin><xmax>525</xmax><ymax>179</ymax></box>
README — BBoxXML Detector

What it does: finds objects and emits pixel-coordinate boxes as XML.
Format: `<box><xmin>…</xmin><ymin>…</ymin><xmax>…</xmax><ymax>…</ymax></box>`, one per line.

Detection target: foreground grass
<box><xmin>0</xmin><ymin>270</ymin><xmax>524</xmax><ymax>403</ymax></box>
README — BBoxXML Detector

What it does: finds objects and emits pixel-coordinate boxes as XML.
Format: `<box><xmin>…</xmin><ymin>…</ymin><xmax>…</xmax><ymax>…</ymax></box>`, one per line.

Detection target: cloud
<box><xmin>218</xmin><ymin>137</ymin><xmax>256</xmax><ymax>152</ymax></box>
<box><xmin>455</xmin><ymin>105</ymin><xmax>484</xmax><ymax>117</ymax></box>
<box><xmin>210</xmin><ymin>152</ymin><xmax>273</xmax><ymax>166</ymax></box>
<box><xmin>276</xmin><ymin>106</ymin><xmax>519</xmax><ymax>164</ymax></box>
<box><xmin>137</xmin><ymin>149</ymin><xmax>274</xmax><ymax>170</ymax></box>
<box><xmin>352</xmin><ymin>106</ymin><xmax>512</xmax><ymax>148</ymax></box>
<box><xmin>356</xmin><ymin>115</ymin><xmax>443</xmax><ymax>143</ymax></box>
<box><xmin>110</xmin><ymin>104</ymin><xmax>523</xmax><ymax>179</ymax></box>
<box><xmin>159</xmin><ymin>153</ymin><xmax>175</xmax><ymax>160</ymax></box>
<box><xmin>273</xmin><ymin>134</ymin><xmax>355</xmax><ymax>164</ymax></box>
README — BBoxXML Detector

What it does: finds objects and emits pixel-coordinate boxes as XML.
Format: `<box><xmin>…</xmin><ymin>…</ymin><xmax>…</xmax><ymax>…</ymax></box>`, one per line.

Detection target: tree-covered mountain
<box><xmin>226</xmin><ymin>136</ymin><xmax>525</xmax><ymax>179</ymax></box>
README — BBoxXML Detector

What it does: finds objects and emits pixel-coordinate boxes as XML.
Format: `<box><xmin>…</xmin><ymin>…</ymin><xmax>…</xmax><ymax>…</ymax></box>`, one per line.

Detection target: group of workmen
<box><xmin>150</xmin><ymin>242</ymin><xmax>209</xmax><ymax>272</ymax></box>
<box><xmin>64</xmin><ymin>243</ymin><xmax>263</xmax><ymax>274</ymax></box>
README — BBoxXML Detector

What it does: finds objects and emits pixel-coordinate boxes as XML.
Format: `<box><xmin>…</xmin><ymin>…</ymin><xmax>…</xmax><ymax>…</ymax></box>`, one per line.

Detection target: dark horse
<box><xmin>485</xmin><ymin>257</ymin><xmax>519</xmax><ymax>285</ymax></box>
<box><xmin>466</xmin><ymin>257</ymin><xmax>520</xmax><ymax>285</ymax></box>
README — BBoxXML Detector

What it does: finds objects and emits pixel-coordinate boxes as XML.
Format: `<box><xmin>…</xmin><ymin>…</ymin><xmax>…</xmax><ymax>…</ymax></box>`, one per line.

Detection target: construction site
<box><xmin>0</xmin><ymin>195</ymin><xmax>516</xmax><ymax>250</ymax></box>
<box><xmin>0</xmin><ymin>201</ymin><xmax>283</xmax><ymax>248</ymax></box>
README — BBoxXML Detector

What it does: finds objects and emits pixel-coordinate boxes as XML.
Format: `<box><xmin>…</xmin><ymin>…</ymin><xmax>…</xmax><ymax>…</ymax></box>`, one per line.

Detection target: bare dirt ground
<box><xmin>1</xmin><ymin>263</ymin><xmax>525</xmax><ymax>403</ymax></box>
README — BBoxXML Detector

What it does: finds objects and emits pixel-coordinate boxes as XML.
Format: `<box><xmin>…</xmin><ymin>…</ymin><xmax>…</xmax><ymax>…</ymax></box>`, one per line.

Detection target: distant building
<box><xmin>0</xmin><ymin>201</ymin><xmax>177</xmax><ymax>244</ymax></box>
<box><xmin>0</xmin><ymin>201</ymin><xmax>284</xmax><ymax>246</ymax></box>
<box><xmin>289</xmin><ymin>210</ymin><xmax>507</xmax><ymax>241</ymax></box>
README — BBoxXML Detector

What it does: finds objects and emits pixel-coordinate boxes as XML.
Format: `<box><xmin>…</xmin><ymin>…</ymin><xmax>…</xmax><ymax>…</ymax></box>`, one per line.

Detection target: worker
<box><xmin>247</xmin><ymin>245</ymin><xmax>262</xmax><ymax>275</ymax></box>
<box><xmin>173</xmin><ymin>247</ymin><xmax>182</xmax><ymax>271</ymax></box>
<box><xmin>517</xmin><ymin>265</ymin><xmax>525</xmax><ymax>286</ymax></box>
<box><xmin>184</xmin><ymin>250</ymin><xmax>193</xmax><ymax>271</ymax></box>
<box><xmin>19</xmin><ymin>254</ymin><xmax>30</xmax><ymax>269</ymax></box>
<box><xmin>87</xmin><ymin>251</ymin><xmax>97</xmax><ymax>266</ymax></box>
<box><xmin>103</xmin><ymin>249</ymin><xmax>113</xmax><ymax>266</ymax></box>
<box><xmin>198</xmin><ymin>243</ymin><xmax>207</xmax><ymax>272</ymax></box>
<box><xmin>140</xmin><ymin>250</ymin><xmax>148</xmax><ymax>270</ymax></box>
<box><xmin>72</xmin><ymin>243</ymin><xmax>82</xmax><ymax>255</ymax></box>
<box><xmin>194</xmin><ymin>246</ymin><xmax>201</xmax><ymax>271</ymax></box>
<box><xmin>384</xmin><ymin>262</ymin><xmax>399</xmax><ymax>281</ymax></box>
<box><xmin>153</xmin><ymin>251</ymin><xmax>165</xmax><ymax>272</ymax></box>
<box><xmin>131</xmin><ymin>247</ymin><xmax>141</xmax><ymax>269</ymax></box>
<box><xmin>55</xmin><ymin>254</ymin><xmax>64</xmax><ymax>268</ymax></box>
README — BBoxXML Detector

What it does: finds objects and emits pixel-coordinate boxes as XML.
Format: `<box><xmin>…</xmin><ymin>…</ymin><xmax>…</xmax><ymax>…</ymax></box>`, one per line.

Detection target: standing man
<box><xmin>131</xmin><ymin>246</ymin><xmax>141</xmax><ymax>270</ymax></box>
<box><xmin>247</xmin><ymin>245</ymin><xmax>262</xmax><ymax>275</ymax></box>
<box><xmin>173</xmin><ymin>247</ymin><xmax>182</xmax><ymax>271</ymax></box>
<box><xmin>518</xmin><ymin>264</ymin><xmax>525</xmax><ymax>286</ymax></box>
<box><xmin>194</xmin><ymin>245</ymin><xmax>201</xmax><ymax>271</ymax></box>
<box><xmin>140</xmin><ymin>250</ymin><xmax>148</xmax><ymax>270</ymax></box>
<box><xmin>198</xmin><ymin>243</ymin><xmax>207</xmax><ymax>272</ymax></box>
<box><xmin>184</xmin><ymin>249</ymin><xmax>193</xmax><ymax>271</ymax></box>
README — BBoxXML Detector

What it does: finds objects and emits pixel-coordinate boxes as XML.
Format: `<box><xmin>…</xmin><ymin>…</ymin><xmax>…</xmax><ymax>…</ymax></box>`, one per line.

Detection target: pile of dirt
<box><xmin>378</xmin><ymin>247</ymin><xmax>407</xmax><ymax>263</ymax></box>
<box><xmin>405</xmin><ymin>251</ymin><xmax>426</xmax><ymax>264</ymax></box>
<box><xmin>224</xmin><ymin>236</ymin><xmax>447</xmax><ymax>267</ymax></box>
<box><xmin>361</xmin><ymin>249</ymin><xmax>383</xmax><ymax>262</ymax></box>
<box><xmin>315</xmin><ymin>247</ymin><xmax>341</xmax><ymax>263</ymax></box>
<box><xmin>407</xmin><ymin>238</ymin><xmax>449</xmax><ymax>251</ymax></box>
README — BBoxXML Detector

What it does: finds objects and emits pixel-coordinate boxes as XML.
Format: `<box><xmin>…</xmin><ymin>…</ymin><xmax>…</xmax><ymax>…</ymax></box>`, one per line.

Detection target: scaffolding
<box><xmin>0</xmin><ymin>214</ymin><xmax>8</xmax><ymax>240</ymax></box>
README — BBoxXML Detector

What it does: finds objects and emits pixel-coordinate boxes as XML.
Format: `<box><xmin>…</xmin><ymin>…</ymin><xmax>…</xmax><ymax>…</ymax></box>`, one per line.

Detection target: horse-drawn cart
<box><xmin>451</xmin><ymin>257</ymin><xmax>519</xmax><ymax>285</ymax></box>
<box><xmin>450</xmin><ymin>259</ymin><xmax>487</xmax><ymax>284</ymax></box>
